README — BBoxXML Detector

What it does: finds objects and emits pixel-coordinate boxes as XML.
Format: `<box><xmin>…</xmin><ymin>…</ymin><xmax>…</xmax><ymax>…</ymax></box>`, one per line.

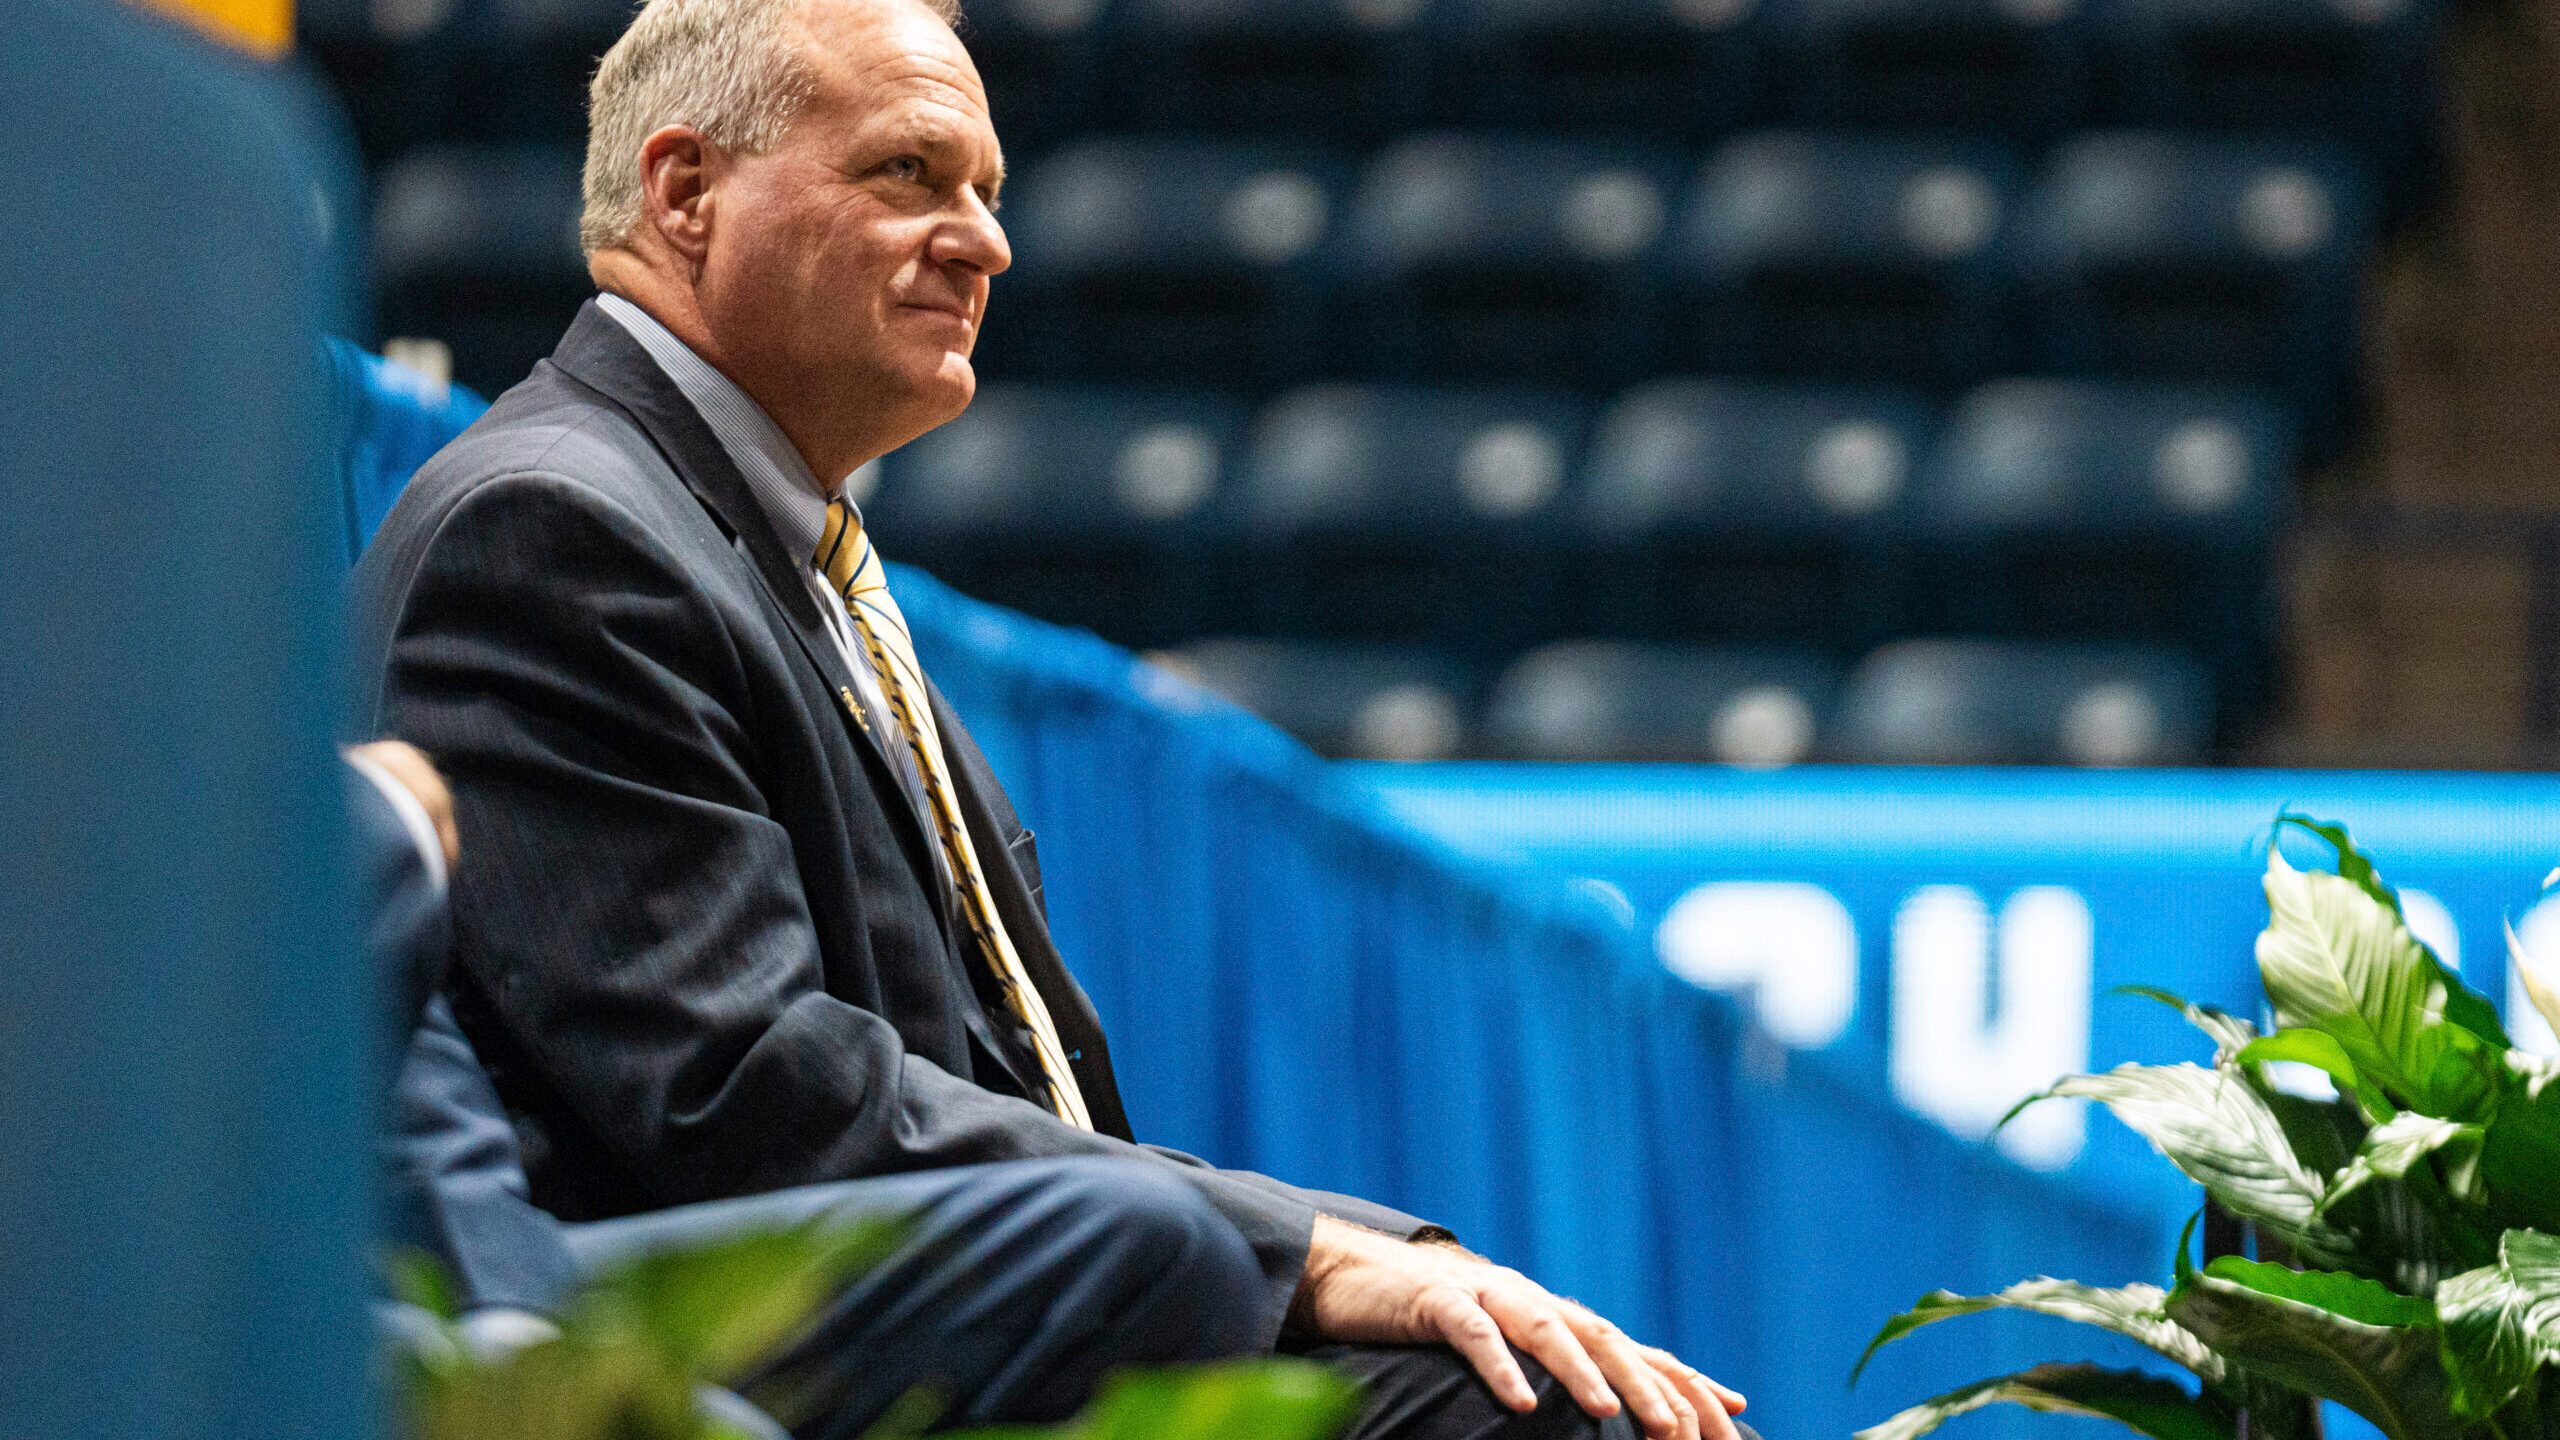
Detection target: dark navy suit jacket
<box><xmin>358</xmin><ymin>304</ymin><xmax>1429</xmax><ymax>1338</ymax></box>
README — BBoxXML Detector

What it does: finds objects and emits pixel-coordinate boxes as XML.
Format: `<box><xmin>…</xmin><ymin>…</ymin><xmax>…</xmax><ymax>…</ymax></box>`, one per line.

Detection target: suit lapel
<box><xmin>931</xmin><ymin>687</ymin><xmax>1135</xmax><ymax>1141</ymax></box>
<box><xmin>543</xmin><ymin>302</ymin><xmax>944</xmax><ymax>891</ymax></box>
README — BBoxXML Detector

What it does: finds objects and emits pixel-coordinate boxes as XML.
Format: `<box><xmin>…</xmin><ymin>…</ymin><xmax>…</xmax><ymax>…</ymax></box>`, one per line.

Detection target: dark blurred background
<box><xmin>302</xmin><ymin>0</ymin><xmax>2560</xmax><ymax>772</ymax></box>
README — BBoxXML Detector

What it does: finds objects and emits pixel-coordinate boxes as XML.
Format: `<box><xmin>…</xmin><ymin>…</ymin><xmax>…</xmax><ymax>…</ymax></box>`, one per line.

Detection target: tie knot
<box><xmin>817</xmin><ymin>498</ymin><xmax>874</xmax><ymax>598</ymax></box>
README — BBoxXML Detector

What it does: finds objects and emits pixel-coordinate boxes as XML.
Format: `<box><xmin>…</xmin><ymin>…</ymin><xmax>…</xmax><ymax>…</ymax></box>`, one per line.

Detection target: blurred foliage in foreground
<box><xmin>386</xmin><ymin>1214</ymin><xmax>1360</xmax><ymax>1440</ymax></box>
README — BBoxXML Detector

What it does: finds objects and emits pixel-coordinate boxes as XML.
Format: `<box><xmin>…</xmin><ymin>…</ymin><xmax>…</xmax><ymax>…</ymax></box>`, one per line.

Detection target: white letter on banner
<box><xmin>1888</xmin><ymin>886</ymin><xmax>2093</xmax><ymax>1171</ymax></box>
<box><xmin>1656</xmin><ymin>882</ymin><xmax>1858</xmax><ymax>1049</ymax></box>
<box><xmin>2509</xmin><ymin>896</ymin><xmax>2560</xmax><ymax>1058</ymax></box>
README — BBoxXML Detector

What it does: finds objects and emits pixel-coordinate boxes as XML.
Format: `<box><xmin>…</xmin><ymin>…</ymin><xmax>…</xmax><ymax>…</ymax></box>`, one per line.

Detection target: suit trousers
<box><xmin>562</xmin><ymin>1155</ymin><xmax>1268</xmax><ymax>1438</ymax></box>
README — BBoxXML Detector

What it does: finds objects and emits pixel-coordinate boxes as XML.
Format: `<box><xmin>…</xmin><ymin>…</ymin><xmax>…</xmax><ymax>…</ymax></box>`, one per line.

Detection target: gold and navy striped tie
<box><xmin>817</xmin><ymin>499</ymin><xmax>1095</xmax><ymax>1131</ymax></box>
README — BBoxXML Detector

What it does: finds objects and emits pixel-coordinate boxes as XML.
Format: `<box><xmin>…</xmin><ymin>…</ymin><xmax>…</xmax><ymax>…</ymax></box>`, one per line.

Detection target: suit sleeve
<box><xmin>366</xmin><ymin>470</ymin><xmax>1374</xmax><ymax>1347</ymax></box>
<box><xmin>346</xmin><ymin>758</ymin><xmax>451</xmax><ymax>1081</ymax></box>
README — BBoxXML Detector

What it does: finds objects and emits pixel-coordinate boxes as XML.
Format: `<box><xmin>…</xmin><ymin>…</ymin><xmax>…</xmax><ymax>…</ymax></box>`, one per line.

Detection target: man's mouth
<box><xmin>899</xmin><ymin>301</ymin><xmax>974</xmax><ymax>328</ymax></box>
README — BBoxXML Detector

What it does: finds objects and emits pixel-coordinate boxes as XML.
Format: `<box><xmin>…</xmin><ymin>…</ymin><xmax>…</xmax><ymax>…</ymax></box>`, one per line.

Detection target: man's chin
<box><xmin>874</xmin><ymin>354</ymin><xmax>979</xmax><ymax>451</ymax></box>
<box><xmin>921</xmin><ymin>352</ymin><xmax>978</xmax><ymax>418</ymax></box>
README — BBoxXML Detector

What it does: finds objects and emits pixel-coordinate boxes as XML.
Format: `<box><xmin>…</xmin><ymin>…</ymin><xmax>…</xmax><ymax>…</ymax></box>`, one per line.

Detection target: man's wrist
<box><xmin>1413</xmin><ymin>1228</ymin><xmax>1487</xmax><ymax>1263</ymax></box>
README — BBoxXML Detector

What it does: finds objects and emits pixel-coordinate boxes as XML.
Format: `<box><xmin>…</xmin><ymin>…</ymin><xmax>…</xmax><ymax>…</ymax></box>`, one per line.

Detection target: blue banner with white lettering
<box><xmin>1356</xmin><ymin>765</ymin><xmax>2560</xmax><ymax>1230</ymax></box>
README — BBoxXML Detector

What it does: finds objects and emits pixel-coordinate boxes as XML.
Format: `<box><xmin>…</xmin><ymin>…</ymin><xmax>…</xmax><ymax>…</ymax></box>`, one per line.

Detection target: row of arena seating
<box><xmin>865</xmin><ymin>375</ymin><xmax>2284</xmax><ymax>719</ymax></box>
<box><xmin>1156</xmin><ymin>634</ymin><xmax>2214</xmax><ymax>765</ymax></box>
<box><xmin>303</xmin><ymin>0</ymin><xmax>2438</xmax><ymax>162</ymax></box>
<box><xmin>379</xmin><ymin>129</ymin><xmax>2373</xmax><ymax>431</ymax></box>
<box><xmin>305</xmin><ymin>0</ymin><xmax>2420</xmax><ymax>763</ymax></box>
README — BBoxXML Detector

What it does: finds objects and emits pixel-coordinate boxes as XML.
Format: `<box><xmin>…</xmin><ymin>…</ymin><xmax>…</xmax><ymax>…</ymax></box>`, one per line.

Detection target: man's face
<box><xmin>696</xmin><ymin>0</ymin><xmax>1008</xmax><ymax>464</ymax></box>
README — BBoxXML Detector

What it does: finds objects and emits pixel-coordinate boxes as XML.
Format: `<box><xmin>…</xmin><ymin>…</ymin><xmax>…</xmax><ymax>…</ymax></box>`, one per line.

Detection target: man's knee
<box><xmin>1008</xmin><ymin>1157</ymin><xmax>1266</xmax><ymax>1358</ymax></box>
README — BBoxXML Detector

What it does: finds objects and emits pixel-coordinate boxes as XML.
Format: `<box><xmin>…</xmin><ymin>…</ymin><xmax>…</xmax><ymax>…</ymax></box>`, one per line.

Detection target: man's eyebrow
<box><xmin>879</xmin><ymin>115</ymin><xmax>1000</xmax><ymax>177</ymax></box>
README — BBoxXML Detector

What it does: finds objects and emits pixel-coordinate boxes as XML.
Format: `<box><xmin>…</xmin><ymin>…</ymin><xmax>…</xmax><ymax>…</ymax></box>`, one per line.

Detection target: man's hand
<box><xmin>1291</xmin><ymin>1217</ymin><xmax>1746</xmax><ymax>1440</ymax></box>
<box><xmin>348</xmin><ymin>739</ymin><xmax>460</xmax><ymax>870</ymax></box>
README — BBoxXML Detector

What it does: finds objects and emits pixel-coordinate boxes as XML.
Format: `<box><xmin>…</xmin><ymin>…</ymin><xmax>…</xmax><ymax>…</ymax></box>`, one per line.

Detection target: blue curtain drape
<box><xmin>898</xmin><ymin>569</ymin><xmax>2171</xmax><ymax>1440</ymax></box>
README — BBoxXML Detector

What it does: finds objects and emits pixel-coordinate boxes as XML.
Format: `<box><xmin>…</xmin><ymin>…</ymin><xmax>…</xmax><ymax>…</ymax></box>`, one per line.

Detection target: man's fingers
<box><xmin>1422</xmin><ymin>1287</ymin><xmax>1537</xmax><ymax>1413</ymax></box>
<box><xmin>1642</xmin><ymin>1348</ymin><xmax>1743</xmax><ymax>1440</ymax></box>
<box><xmin>1480</xmin><ymin>1290</ymin><xmax>1620</xmax><ymax>1421</ymax></box>
<box><xmin>1644</xmin><ymin>1346</ymin><xmax>1748</xmax><ymax>1416</ymax></box>
<box><xmin>1693</xmin><ymin>1382</ymin><xmax>1742</xmax><ymax>1440</ymax></box>
<box><xmin>1568</xmin><ymin>1313</ymin><xmax>1693</xmax><ymax>1440</ymax></box>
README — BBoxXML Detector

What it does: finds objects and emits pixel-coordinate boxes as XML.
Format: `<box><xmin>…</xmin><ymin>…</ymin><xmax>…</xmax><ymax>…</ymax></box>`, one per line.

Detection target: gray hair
<box><xmin>580</xmin><ymin>0</ymin><xmax>964</xmax><ymax>255</ymax></box>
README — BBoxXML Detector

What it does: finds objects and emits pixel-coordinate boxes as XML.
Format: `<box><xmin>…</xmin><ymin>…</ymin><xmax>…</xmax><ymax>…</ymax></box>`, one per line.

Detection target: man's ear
<box><xmin>637</xmin><ymin>125</ymin><xmax>717</xmax><ymax>265</ymax></box>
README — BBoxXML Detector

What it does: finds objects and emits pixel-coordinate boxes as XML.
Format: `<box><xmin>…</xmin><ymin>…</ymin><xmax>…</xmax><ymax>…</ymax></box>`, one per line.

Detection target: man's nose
<box><xmin>934</xmin><ymin>190</ymin><xmax>1011</xmax><ymax>279</ymax></box>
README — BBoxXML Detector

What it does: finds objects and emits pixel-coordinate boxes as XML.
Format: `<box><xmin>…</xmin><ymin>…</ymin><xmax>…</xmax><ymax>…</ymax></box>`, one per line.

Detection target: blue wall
<box><xmin>902</xmin><ymin>572</ymin><xmax>2194</xmax><ymax>1440</ymax></box>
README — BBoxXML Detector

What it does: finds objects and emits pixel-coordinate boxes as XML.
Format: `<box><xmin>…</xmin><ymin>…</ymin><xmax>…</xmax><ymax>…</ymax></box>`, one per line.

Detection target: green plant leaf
<box><xmin>2497</xmin><ymin>1228</ymin><xmax>2560</xmax><ymax>1350</ymax></box>
<box><xmin>2479</xmin><ymin>1057</ymin><xmax>2560</xmax><ymax>1237</ymax></box>
<box><xmin>568</xmin><ymin>1216</ymin><xmax>903</xmax><ymax>1387</ymax></box>
<box><xmin>383</xmin><ymin>1246</ymin><xmax>463</xmax><ymax>1322</ymax></box>
<box><xmin>2277</xmin><ymin>814</ymin><xmax>2405</xmax><ymax>916</ymax></box>
<box><xmin>2196</xmin><ymin>1257</ymin><xmax>2438</xmax><ymax>1327</ymax></box>
<box><xmin>1853</xmin><ymin>1280</ymin><xmax>2227</xmax><ymax>1389</ymax></box>
<box><xmin>965</xmin><ymin>1360</ymin><xmax>1363</xmax><ymax>1440</ymax></box>
<box><xmin>2255</xmin><ymin>848</ymin><xmax>2500</xmax><ymax>1117</ymax></box>
<box><xmin>1853</xmin><ymin>1364</ymin><xmax>2234</xmax><ymax>1440</ymax></box>
<box><xmin>2435</xmin><ymin>1264</ymin><xmax>2538</xmax><ymax>1419</ymax></box>
<box><xmin>2120</xmin><ymin>987</ymin><xmax>2262</xmax><ymax>1064</ymax></box>
<box><xmin>2164</xmin><ymin>1258</ymin><xmax>2455</xmax><ymax>1440</ymax></box>
<box><xmin>2238</xmin><ymin>1030</ymin><xmax>2397</xmax><ymax>1123</ymax></box>
<box><xmin>2278</xmin><ymin>818</ymin><xmax>2507</xmax><ymax>1053</ymax></box>
<box><xmin>2323</xmin><ymin>1113</ymin><xmax>2488</xmax><ymax>1216</ymax></box>
<box><xmin>411</xmin><ymin>1334</ymin><xmax>676</xmax><ymax>1440</ymax></box>
<box><xmin>2430</xmin><ymin>1229</ymin><xmax>2560</xmax><ymax>1421</ymax></box>
<box><xmin>2023</xmin><ymin>1063</ymin><xmax>2351</xmax><ymax>1266</ymax></box>
<box><xmin>2262</xmin><ymin>1090</ymin><xmax>2367</xmax><ymax>1181</ymax></box>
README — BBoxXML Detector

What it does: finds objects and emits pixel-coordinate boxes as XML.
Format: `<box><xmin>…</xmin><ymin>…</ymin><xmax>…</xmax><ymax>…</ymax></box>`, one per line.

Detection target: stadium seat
<box><xmin>986</xmin><ymin>137</ymin><xmax>1350</xmax><ymax>385</ymax></box>
<box><xmin>1913</xmin><ymin>378</ymin><xmax>2292</xmax><ymax>543</ymax></box>
<box><xmin>438</xmin><ymin>0</ymin><xmax>641</xmax><ymax>145</ymax></box>
<box><xmin>2096</xmin><ymin>0</ymin><xmax>2438</xmax><ymax>156</ymax></box>
<box><xmin>1153</xmin><ymin>638</ymin><xmax>1479</xmax><ymax>759</ymax></box>
<box><xmin>1227</xmin><ymin>384</ymin><xmax>1590</xmax><ymax>659</ymax></box>
<box><xmin>1907</xmin><ymin>378</ymin><xmax>2294</xmax><ymax>711</ymax></box>
<box><xmin>1663</xmin><ymin>131</ymin><xmax>2022</xmax><ymax>383</ymax></box>
<box><xmin>871</xmin><ymin>384</ymin><xmax>1246</xmax><ymax>650</ymax></box>
<box><xmin>1832</xmin><ymin>638</ymin><xmax>2214</xmax><ymax>764</ymax></box>
<box><xmin>1770</xmin><ymin>0</ymin><xmax>2092</xmax><ymax>134</ymax></box>
<box><xmin>953</xmin><ymin>0</ymin><xmax>1112</xmax><ymax>149</ymax></box>
<box><xmin>1486</xmin><ymin>641</ymin><xmax>1839</xmax><ymax>765</ymax></box>
<box><xmin>372</xmin><ymin>142</ymin><xmax>589</xmax><ymax>397</ymax></box>
<box><xmin>2010</xmin><ymin>131</ymin><xmax>2373</xmax><ymax>439</ymax></box>
<box><xmin>1333</xmin><ymin>134</ymin><xmax>1681</xmax><ymax>384</ymax></box>
<box><xmin>1574</xmin><ymin>379</ymin><xmax>1933</xmax><ymax>647</ymax></box>
<box><xmin>1107</xmin><ymin>0</ymin><xmax>1422</xmax><ymax>142</ymax></box>
<box><xmin>1421</xmin><ymin>0</ymin><xmax>1768</xmax><ymax>135</ymax></box>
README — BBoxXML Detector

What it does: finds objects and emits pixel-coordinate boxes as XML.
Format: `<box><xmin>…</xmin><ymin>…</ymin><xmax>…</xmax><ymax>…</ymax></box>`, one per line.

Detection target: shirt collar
<box><xmin>595</xmin><ymin>292</ymin><xmax>839</xmax><ymax>563</ymax></box>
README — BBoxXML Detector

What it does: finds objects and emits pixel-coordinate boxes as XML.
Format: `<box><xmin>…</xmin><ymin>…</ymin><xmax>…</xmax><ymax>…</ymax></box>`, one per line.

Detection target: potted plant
<box><xmin>1856</xmin><ymin>817</ymin><xmax>2560</xmax><ymax>1440</ymax></box>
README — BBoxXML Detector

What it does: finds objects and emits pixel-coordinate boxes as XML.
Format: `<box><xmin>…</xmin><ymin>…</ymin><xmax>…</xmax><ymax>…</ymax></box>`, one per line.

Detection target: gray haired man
<box><xmin>359</xmin><ymin>0</ymin><xmax>1756</xmax><ymax>1435</ymax></box>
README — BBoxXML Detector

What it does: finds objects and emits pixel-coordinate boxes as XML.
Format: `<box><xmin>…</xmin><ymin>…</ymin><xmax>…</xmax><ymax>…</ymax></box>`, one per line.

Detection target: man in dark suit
<box><xmin>347</xmin><ymin>743</ymin><xmax>1272</xmax><ymax>1435</ymax></box>
<box><xmin>354</xmin><ymin>0</ymin><xmax>1750</xmax><ymax>1435</ymax></box>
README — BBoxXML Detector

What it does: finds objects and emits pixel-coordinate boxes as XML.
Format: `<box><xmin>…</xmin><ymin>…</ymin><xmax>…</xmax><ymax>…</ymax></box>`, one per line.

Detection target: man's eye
<box><xmin>886</xmin><ymin>156</ymin><xmax>927</xmax><ymax>182</ymax></box>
